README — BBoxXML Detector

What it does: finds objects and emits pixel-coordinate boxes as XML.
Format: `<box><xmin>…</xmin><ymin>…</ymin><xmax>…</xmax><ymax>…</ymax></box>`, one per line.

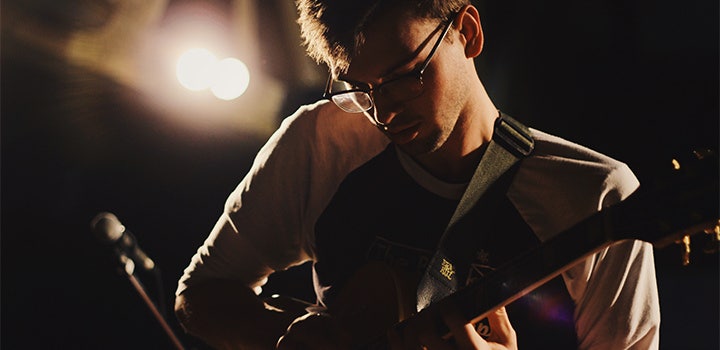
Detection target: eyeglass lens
<box><xmin>331</xmin><ymin>92</ymin><xmax>373</xmax><ymax>113</ymax></box>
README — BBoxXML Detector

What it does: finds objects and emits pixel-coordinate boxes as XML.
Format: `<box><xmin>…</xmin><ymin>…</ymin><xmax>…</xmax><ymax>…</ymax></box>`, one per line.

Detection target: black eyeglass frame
<box><xmin>322</xmin><ymin>14</ymin><xmax>457</xmax><ymax>114</ymax></box>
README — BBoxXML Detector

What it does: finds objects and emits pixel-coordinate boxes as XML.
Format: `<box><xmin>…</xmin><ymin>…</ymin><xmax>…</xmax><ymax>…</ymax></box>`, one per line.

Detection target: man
<box><xmin>174</xmin><ymin>1</ymin><xmax>660</xmax><ymax>349</ymax></box>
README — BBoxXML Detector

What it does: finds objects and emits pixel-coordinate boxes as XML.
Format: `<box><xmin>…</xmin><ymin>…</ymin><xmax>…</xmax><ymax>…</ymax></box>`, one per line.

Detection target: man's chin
<box><xmin>395</xmin><ymin>137</ymin><xmax>442</xmax><ymax>158</ymax></box>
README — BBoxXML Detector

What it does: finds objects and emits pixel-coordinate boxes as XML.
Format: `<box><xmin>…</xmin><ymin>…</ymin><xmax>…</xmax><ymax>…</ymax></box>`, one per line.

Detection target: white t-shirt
<box><xmin>177</xmin><ymin>100</ymin><xmax>660</xmax><ymax>349</ymax></box>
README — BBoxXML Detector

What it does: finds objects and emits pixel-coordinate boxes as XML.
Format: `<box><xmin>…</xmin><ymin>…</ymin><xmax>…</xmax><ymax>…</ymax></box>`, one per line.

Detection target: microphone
<box><xmin>91</xmin><ymin>212</ymin><xmax>156</xmax><ymax>271</ymax></box>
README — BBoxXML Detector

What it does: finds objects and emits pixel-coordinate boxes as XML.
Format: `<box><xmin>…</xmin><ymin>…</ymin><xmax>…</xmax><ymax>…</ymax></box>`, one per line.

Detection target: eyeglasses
<box><xmin>323</xmin><ymin>16</ymin><xmax>456</xmax><ymax>114</ymax></box>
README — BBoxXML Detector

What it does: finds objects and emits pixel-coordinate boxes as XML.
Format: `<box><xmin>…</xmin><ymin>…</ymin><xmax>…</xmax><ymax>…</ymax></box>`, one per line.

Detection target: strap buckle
<box><xmin>494</xmin><ymin>113</ymin><xmax>535</xmax><ymax>157</ymax></box>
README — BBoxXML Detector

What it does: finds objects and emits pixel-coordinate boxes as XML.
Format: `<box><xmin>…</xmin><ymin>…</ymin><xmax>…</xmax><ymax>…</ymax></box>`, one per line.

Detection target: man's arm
<box><xmin>173</xmin><ymin>215</ymin><xmax>307</xmax><ymax>350</ymax></box>
<box><xmin>565</xmin><ymin>240</ymin><xmax>660</xmax><ymax>349</ymax></box>
<box><xmin>175</xmin><ymin>279</ymin><xmax>299</xmax><ymax>350</ymax></box>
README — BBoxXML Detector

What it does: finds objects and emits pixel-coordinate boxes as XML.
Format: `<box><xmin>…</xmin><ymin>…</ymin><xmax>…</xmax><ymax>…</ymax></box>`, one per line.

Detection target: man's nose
<box><xmin>372</xmin><ymin>93</ymin><xmax>403</xmax><ymax>126</ymax></box>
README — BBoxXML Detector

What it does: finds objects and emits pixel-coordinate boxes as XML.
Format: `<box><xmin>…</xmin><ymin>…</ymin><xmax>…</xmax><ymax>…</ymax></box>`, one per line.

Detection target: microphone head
<box><xmin>90</xmin><ymin>212</ymin><xmax>125</xmax><ymax>243</ymax></box>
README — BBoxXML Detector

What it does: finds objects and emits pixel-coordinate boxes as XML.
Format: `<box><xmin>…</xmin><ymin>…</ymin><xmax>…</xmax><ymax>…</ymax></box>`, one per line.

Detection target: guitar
<box><xmin>267</xmin><ymin>149</ymin><xmax>719</xmax><ymax>348</ymax></box>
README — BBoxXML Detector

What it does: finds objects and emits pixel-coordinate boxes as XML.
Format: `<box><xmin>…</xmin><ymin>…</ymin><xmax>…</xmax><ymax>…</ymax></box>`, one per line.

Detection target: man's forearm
<box><xmin>175</xmin><ymin>279</ymin><xmax>298</xmax><ymax>350</ymax></box>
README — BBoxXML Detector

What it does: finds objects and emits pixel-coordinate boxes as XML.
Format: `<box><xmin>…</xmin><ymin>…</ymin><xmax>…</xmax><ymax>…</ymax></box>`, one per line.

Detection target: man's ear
<box><xmin>456</xmin><ymin>5</ymin><xmax>484</xmax><ymax>58</ymax></box>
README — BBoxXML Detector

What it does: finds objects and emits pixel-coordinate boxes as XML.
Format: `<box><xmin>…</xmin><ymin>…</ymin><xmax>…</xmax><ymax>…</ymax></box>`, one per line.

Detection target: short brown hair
<box><xmin>296</xmin><ymin>0</ymin><xmax>470</xmax><ymax>74</ymax></box>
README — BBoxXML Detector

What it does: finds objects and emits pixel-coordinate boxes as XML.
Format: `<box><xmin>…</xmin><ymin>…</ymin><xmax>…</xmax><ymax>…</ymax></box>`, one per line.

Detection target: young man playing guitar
<box><xmin>174</xmin><ymin>1</ymin><xmax>660</xmax><ymax>349</ymax></box>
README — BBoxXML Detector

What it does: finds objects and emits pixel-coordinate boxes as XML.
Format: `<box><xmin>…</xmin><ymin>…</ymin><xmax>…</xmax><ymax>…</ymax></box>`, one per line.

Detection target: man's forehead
<box><xmin>341</xmin><ymin>16</ymin><xmax>438</xmax><ymax>82</ymax></box>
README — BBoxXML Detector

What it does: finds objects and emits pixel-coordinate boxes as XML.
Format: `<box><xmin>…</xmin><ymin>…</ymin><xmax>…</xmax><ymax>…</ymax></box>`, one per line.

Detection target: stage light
<box><xmin>131</xmin><ymin>1</ymin><xmax>287</xmax><ymax>136</ymax></box>
<box><xmin>176</xmin><ymin>49</ymin><xmax>250</xmax><ymax>100</ymax></box>
<box><xmin>176</xmin><ymin>48</ymin><xmax>218</xmax><ymax>91</ymax></box>
<box><xmin>210</xmin><ymin>57</ymin><xmax>250</xmax><ymax>100</ymax></box>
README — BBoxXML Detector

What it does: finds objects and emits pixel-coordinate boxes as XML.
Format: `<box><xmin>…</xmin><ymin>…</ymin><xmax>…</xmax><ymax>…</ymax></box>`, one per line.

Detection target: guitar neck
<box><xmin>445</xmin><ymin>194</ymin><xmax>675</xmax><ymax>329</ymax></box>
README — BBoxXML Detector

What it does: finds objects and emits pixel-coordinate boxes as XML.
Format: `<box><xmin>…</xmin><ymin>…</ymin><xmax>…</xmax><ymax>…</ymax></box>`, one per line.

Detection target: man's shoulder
<box><xmin>275</xmin><ymin>100</ymin><xmax>389</xmax><ymax>156</ymax></box>
<box><xmin>512</xmin><ymin>128</ymin><xmax>640</xmax><ymax>240</ymax></box>
<box><xmin>281</xmin><ymin>100</ymin><xmax>376</xmax><ymax>133</ymax></box>
<box><xmin>528</xmin><ymin>129</ymin><xmax>630</xmax><ymax>170</ymax></box>
<box><xmin>526</xmin><ymin>128</ymin><xmax>638</xmax><ymax>188</ymax></box>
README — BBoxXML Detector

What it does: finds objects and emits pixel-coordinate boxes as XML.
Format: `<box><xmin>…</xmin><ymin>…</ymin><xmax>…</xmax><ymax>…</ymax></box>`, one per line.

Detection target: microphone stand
<box><xmin>118</xmin><ymin>253</ymin><xmax>186</xmax><ymax>350</ymax></box>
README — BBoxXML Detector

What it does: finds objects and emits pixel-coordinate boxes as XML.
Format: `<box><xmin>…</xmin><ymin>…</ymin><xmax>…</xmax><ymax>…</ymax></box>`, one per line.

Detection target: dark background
<box><xmin>2</xmin><ymin>0</ymin><xmax>718</xmax><ymax>349</ymax></box>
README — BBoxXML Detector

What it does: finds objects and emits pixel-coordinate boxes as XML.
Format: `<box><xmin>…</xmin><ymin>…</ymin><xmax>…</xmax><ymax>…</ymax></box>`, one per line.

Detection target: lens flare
<box><xmin>210</xmin><ymin>57</ymin><xmax>250</xmax><ymax>100</ymax></box>
<box><xmin>176</xmin><ymin>48</ymin><xmax>217</xmax><ymax>91</ymax></box>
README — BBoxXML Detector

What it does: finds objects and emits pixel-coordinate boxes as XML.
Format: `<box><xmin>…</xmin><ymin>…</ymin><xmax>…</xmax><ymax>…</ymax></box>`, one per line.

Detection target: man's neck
<box><xmin>413</xmin><ymin>106</ymin><xmax>498</xmax><ymax>183</ymax></box>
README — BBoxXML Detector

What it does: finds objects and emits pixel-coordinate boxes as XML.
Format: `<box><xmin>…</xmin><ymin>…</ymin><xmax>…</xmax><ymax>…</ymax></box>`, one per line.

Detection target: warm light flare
<box><xmin>210</xmin><ymin>57</ymin><xmax>250</xmax><ymax>100</ymax></box>
<box><xmin>176</xmin><ymin>49</ymin><xmax>250</xmax><ymax>100</ymax></box>
<box><xmin>176</xmin><ymin>48</ymin><xmax>217</xmax><ymax>91</ymax></box>
<box><xmin>133</xmin><ymin>1</ymin><xmax>287</xmax><ymax>136</ymax></box>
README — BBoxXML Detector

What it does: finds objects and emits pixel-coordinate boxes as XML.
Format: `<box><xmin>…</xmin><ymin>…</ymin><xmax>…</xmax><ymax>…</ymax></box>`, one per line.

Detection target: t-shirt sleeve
<box><xmin>562</xmin><ymin>163</ymin><xmax>660</xmax><ymax>350</ymax></box>
<box><xmin>176</xmin><ymin>101</ymin><xmax>388</xmax><ymax>295</ymax></box>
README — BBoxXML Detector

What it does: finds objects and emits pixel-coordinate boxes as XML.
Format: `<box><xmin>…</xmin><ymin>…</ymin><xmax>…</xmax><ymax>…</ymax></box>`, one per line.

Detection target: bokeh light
<box><xmin>176</xmin><ymin>48</ymin><xmax>218</xmax><ymax>91</ymax></box>
<box><xmin>210</xmin><ymin>57</ymin><xmax>250</xmax><ymax>100</ymax></box>
<box><xmin>176</xmin><ymin>49</ymin><xmax>250</xmax><ymax>100</ymax></box>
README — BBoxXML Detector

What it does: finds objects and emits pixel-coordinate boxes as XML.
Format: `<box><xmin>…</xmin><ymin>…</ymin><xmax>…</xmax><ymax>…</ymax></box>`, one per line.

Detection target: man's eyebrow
<box><xmin>378</xmin><ymin>51</ymin><xmax>420</xmax><ymax>79</ymax></box>
<box><xmin>337</xmin><ymin>57</ymin><xmax>412</xmax><ymax>88</ymax></box>
<box><xmin>337</xmin><ymin>76</ymin><xmax>370</xmax><ymax>88</ymax></box>
<box><xmin>338</xmin><ymin>47</ymin><xmax>420</xmax><ymax>87</ymax></box>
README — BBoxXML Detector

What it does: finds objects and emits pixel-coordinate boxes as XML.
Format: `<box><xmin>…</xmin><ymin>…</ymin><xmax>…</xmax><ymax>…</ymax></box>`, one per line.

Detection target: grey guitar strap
<box><xmin>416</xmin><ymin>112</ymin><xmax>534</xmax><ymax>311</ymax></box>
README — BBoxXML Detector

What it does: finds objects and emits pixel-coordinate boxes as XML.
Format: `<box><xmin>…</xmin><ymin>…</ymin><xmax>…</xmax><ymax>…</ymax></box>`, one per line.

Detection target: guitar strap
<box><xmin>416</xmin><ymin>112</ymin><xmax>534</xmax><ymax>311</ymax></box>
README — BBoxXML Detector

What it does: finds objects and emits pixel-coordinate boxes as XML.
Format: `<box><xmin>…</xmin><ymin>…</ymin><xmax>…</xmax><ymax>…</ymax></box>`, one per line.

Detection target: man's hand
<box><xmin>387</xmin><ymin>307</ymin><xmax>517</xmax><ymax>350</ymax></box>
<box><xmin>276</xmin><ymin>306</ymin><xmax>516</xmax><ymax>350</ymax></box>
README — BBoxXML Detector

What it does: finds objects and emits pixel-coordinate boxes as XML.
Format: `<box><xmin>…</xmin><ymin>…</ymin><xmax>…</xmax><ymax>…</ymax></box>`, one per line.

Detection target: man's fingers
<box><xmin>484</xmin><ymin>307</ymin><xmax>517</xmax><ymax>349</ymax></box>
<box><xmin>441</xmin><ymin>307</ymin><xmax>488</xmax><ymax>349</ymax></box>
